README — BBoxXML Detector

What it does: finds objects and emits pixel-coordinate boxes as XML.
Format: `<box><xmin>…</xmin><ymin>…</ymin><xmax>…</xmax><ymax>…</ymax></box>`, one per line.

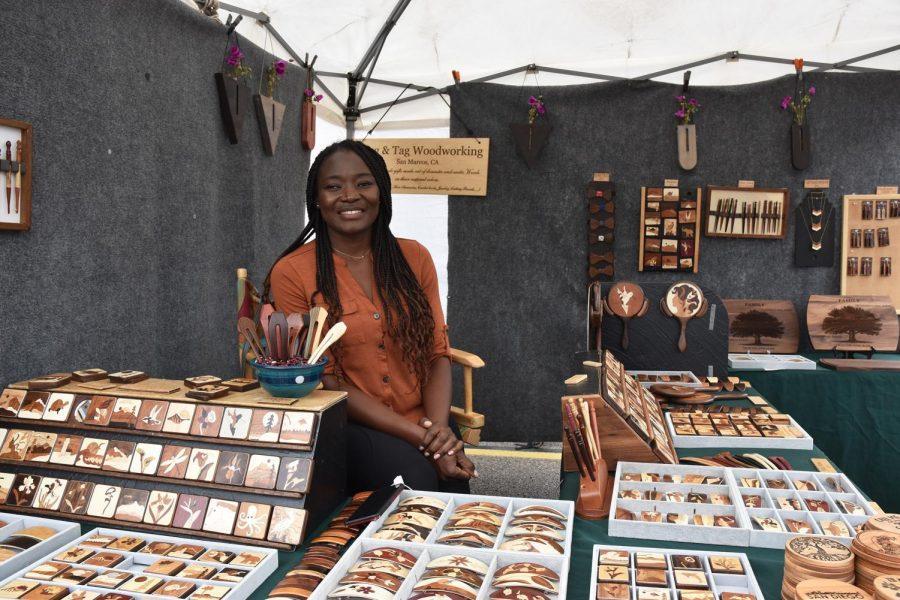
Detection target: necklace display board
<box><xmin>841</xmin><ymin>192</ymin><xmax>900</xmax><ymax>312</ymax></box>
<box><xmin>0</xmin><ymin>377</ymin><xmax>348</xmax><ymax>551</ymax></box>
<box><xmin>588</xmin><ymin>174</ymin><xmax>616</xmax><ymax>283</ymax></box>
<box><xmin>600</xmin><ymin>283</ymin><xmax>729</xmax><ymax>378</ymax></box>
<box><xmin>806</xmin><ymin>295</ymin><xmax>899</xmax><ymax>352</ymax></box>
<box><xmin>722</xmin><ymin>299</ymin><xmax>800</xmax><ymax>354</ymax></box>
<box><xmin>638</xmin><ymin>182</ymin><xmax>702</xmax><ymax>273</ymax></box>
<box><xmin>795</xmin><ymin>190</ymin><xmax>836</xmax><ymax>267</ymax></box>
<box><xmin>561</xmin><ymin>351</ymin><xmax>678</xmax><ymax>474</ymax></box>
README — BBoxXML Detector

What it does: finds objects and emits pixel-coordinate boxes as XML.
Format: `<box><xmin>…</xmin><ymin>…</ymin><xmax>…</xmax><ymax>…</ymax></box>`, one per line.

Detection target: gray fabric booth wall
<box><xmin>448</xmin><ymin>72</ymin><xmax>900</xmax><ymax>441</ymax></box>
<box><xmin>0</xmin><ymin>0</ymin><xmax>308</xmax><ymax>384</ymax></box>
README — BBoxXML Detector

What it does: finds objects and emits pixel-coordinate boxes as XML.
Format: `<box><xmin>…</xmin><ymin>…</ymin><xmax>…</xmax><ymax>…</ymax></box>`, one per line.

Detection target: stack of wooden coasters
<box><xmin>266</xmin><ymin>491</ymin><xmax>371</xmax><ymax>600</ymax></box>
<box><xmin>782</xmin><ymin>537</ymin><xmax>854</xmax><ymax>600</ymax></box>
<box><xmin>873</xmin><ymin>575</ymin><xmax>900</xmax><ymax>599</ymax></box>
<box><xmin>866</xmin><ymin>514</ymin><xmax>900</xmax><ymax>535</ymax></box>
<box><xmin>852</xmin><ymin>531</ymin><xmax>900</xmax><ymax>594</ymax></box>
<box><xmin>794</xmin><ymin>578</ymin><xmax>872</xmax><ymax>600</ymax></box>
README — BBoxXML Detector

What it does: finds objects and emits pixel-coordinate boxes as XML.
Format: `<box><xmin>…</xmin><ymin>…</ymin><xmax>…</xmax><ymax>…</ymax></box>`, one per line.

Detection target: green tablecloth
<box><xmin>734</xmin><ymin>352</ymin><xmax>900</xmax><ymax>513</ymax></box>
<box><xmin>560</xmin><ymin>446</ymin><xmax>833</xmax><ymax>600</ymax></box>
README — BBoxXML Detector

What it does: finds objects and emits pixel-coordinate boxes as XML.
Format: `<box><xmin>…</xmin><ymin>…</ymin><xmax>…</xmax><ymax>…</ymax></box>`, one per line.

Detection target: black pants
<box><xmin>347</xmin><ymin>421</ymin><xmax>471</xmax><ymax>494</ymax></box>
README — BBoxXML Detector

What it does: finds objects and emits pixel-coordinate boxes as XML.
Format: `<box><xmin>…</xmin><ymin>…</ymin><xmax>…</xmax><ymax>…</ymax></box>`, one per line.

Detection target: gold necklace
<box><xmin>801</xmin><ymin>203</ymin><xmax>832</xmax><ymax>251</ymax></box>
<box><xmin>333</xmin><ymin>247</ymin><xmax>371</xmax><ymax>261</ymax></box>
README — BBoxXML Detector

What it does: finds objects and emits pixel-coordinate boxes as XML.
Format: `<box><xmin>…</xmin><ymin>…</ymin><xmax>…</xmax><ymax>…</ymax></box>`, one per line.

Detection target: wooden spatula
<box><xmin>302</xmin><ymin>306</ymin><xmax>327</xmax><ymax>359</ymax></box>
<box><xmin>268</xmin><ymin>311</ymin><xmax>290</xmax><ymax>361</ymax></box>
<box><xmin>237</xmin><ymin>317</ymin><xmax>266</xmax><ymax>360</ymax></box>
<box><xmin>286</xmin><ymin>313</ymin><xmax>306</xmax><ymax>358</ymax></box>
<box><xmin>308</xmin><ymin>322</ymin><xmax>347</xmax><ymax>365</ymax></box>
<box><xmin>259</xmin><ymin>304</ymin><xmax>275</xmax><ymax>354</ymax></box>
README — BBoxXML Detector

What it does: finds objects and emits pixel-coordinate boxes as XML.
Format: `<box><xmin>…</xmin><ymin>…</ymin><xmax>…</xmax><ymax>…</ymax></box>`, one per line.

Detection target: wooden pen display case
<box><xmin>0</xmin><ymin>527</ymin><xmax>277</xmax><ymax>600</ymax></box>
<box><xmin>704</xmin><ymin>186</ymin><xmax>790</xmax><ymax>239</ymax></box>
<box><xmin>0</xmin><ymin>118</ymin><xmax>32</xmax><ymax>232</ymax></box>
<box><xmin>589</xmin><ymin>544</ymin><xmax>765</xmax><ymax>600</ymax></box>
<box><xmin>0</xmin><ymin>378</ymin><xmax>348</xmax><ymax>550</ymax></box>
<box><xmin>309</xmin><ymin>489</ymin><xmax>575</xmax><ymax>599</ymax></box>
<box><xmin>562</xmin><ymin>351</ymin><xmax>678</xmax><ymax>473</ymax></box>
<box><xmin>638</xmin><ymin>185</ymin><xmax>701</xmax><ymax>273</ymax></box>
<box><xmin>609</xmin><ymin>462</ymin><xmax>875</xmax><ymax>549</ymax></box>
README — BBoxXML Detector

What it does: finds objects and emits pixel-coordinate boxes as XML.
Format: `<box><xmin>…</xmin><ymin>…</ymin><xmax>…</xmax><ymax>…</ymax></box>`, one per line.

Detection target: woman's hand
<box><xmin>418</xmin><ymin>418</ymin><xmax>463</xmax><ymax>460</ymax></box>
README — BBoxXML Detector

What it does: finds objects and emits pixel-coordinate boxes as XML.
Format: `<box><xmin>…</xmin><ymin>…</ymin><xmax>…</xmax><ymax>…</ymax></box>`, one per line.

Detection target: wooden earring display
<box><xmin>0</xmin><ymin>118</ymin><xmax>33</xmax><ymax>232</ymax></box>
<box><xmin>841</xmin><ymin>188</ymin><xmax>900</xmax><ymax>313</ymax></box>
<box><xmin>603</xmin><ymin>282</ymin><xmax>649</xmax><ymax>350</ymax></box>
<box><xmin>660</xmin><ymin>281</ymin><xmax>709</xmax><ymax>352</ymax></box>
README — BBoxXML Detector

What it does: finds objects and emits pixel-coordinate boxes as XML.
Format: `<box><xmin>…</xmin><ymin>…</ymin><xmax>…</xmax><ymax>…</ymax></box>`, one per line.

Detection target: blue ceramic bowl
<box><xmin>251</xmin><ymin>358</ymin><xmax>327</xmax><ymax>398</ymax></box>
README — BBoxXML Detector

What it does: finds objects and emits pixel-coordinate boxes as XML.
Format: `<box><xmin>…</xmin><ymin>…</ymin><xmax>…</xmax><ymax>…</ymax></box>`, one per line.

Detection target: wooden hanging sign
<box><xmin>737</xmin><ymin>180</ymin><xmax>756</xmax><ymax>188</ymax></box>
<box><xmin>664</xmin><ymin>178</ymin><xmax>679</xmax><ymax>187</ymax></box>
<box><xmin>593</xmin><ymin>172</ymin><xmax>610</xmax><ymax>182</ymax></box>
<box><xmin>364</xmin><ymin>138</ymin><xmax>490</xmax><ymax>196</ymax></box>
<box><xmin>876</xmin><ymin>186</ymin><xmax>898</xmax><ymax>194</ymax></box>
<box><xmin>804</xmin><ymin>179</ymin><xmax>831</xmax><ymax>189</ymax></box>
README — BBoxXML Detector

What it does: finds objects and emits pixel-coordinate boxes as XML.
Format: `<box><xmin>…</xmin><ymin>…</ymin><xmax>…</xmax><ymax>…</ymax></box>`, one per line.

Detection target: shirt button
<box><xmin>382</xmin><ymin>376</ymin><xmax>390</xmax><ymax>383</ymax></box>
<box><xmin>373</xmin><ymin>312</ymin><xmax>381</xmax><ymax>320</ymax></box>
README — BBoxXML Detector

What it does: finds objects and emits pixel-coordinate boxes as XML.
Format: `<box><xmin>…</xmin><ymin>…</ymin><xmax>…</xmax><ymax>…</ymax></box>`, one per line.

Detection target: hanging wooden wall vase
<box><xmin>215</xmin><ymin>72</ymin><xmax>250</xmax><ymax>144</ymax></box>
<box><xmin>677</xmin><ymin>124</ymin><xmax>697</xmax><ymax>170</ymax></box>
<box><xmin>301</xmin><ymin>59</ymin><xmax>319</xmax><ymax>150</ymax></box>
<box><xmin>255</xmin><ymin>94</ymin><xmax>286</xmax><ymax>156</ymax></box>
<box><xmin>790</xmin><ymin>60</ymin><xmax>811</xmax><ymax>170</ymax></box>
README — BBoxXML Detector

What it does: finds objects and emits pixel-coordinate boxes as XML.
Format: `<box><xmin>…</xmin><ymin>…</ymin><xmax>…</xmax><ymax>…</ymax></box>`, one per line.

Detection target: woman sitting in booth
<box><xmin>266</xmin><ymin>140</ymin><xmax>476</xmax><ymax>494</ymax></box>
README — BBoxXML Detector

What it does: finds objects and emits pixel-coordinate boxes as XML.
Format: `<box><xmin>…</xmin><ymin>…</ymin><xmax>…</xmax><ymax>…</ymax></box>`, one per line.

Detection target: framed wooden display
<box><xmin>0</xmin><ymin>119</ymin><xmax>32</xmax><ymax>231</ymax></box>
<box><xmin>704</xmin><ymin>186</ymin><xmax>789</xmax><ymax>239</ymax></box>
<box><xmin>638</xmin><ymin>184</ymin><xmax>701</xmax><ymax>273</ymax></box>
<box><xmin>840</xmin><ymin>193</ymin><xmax>900</xmax><ymax>313</ymax></box>
<box><xmin>806</xmin><ymin>295</ymin><xmax>899</xmax><ymax>352</ymax></box>
<box><xmin>722</xmin><ymin>299</ymin><xmax>800</xmax><ymax>353</ymax></box>
<box><xmin>0</xmin><ymin>375</ymin><xmax>348</xmax><ymax>550</ymax></box>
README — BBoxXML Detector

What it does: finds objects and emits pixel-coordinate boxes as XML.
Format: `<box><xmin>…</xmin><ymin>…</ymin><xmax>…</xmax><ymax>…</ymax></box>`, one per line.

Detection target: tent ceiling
<box><xmin>193</xmin><ymin>0</ymin><xmax>900</xmax><ymax>128</ymax></box>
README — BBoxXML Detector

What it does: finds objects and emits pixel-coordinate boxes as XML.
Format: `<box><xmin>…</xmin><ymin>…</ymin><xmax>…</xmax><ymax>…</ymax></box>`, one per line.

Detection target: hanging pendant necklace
<box><xmin>802</xmin><ymin>203</ymin><xmax>832</xmax><ymax>251</ymax></box>
<box><xmin>334</xmin><ymin>248</ymin><xmax>371</xmax><ymax>261</ymax></box>
<box><xmin>810</xmin><ymin>190</ymin><xmax>826</xmax><ymax>217</ymax></box>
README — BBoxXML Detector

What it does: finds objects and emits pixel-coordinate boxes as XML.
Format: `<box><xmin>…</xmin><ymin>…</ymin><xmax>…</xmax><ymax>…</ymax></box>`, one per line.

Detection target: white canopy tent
<box><xmin>190</xmin><ymin>0</ymin><xmax>900</xmax><ymax>131</ymax></box>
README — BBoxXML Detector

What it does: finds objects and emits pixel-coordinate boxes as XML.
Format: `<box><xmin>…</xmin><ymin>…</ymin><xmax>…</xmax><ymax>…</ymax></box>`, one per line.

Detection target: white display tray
<box><xmin>728</xmin><ymin>353</ymin><xmax>817</xmax><ymax>371</ymax></box>
<box><xmin>310</xmin><ymin>489</ymin><xmax>575</xmax><ymax>600</ymax></box>
<box><xmin>664</xmin><ymin>412</ymin><xmax>815</xmax><ymax>450</ymax></box>
<box><xmin>627</xmin><ymin>370</ymin><xmax>704</xmax><ymax>387</ymax></box>
<box><xmin>0</xmin><ymin>513</ymin><xmax>80</xmax><ymax>580</ymax></box>
<box><xmin>588</xmin><ymin>544</ymin><xmax>764</xmax><ymax>600</ymax></box>
<box><xmin>0</xmin><ymin>527</ymin><xmax>278</xmax><ymax>600</ymax></box>
<box><xmin>609</xmin><ymin>462</ymin><xmax>875</xmax><ymax>549</ymax></box>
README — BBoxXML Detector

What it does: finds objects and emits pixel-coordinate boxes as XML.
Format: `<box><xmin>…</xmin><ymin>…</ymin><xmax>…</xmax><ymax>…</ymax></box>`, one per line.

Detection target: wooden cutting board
<box><xmin>807</xmin><ymin>295</ymin><xmax>899</xmax><ymax>351</ymax></box>
<box><xmin>820</xmin><ymin>358</ymin><xmax>900</xmax><ymax>372</ymax></box>
<box><xmin>723</xmin><ymin>299</ymin><xmax>799</xmax><ymax>353</ymax></box>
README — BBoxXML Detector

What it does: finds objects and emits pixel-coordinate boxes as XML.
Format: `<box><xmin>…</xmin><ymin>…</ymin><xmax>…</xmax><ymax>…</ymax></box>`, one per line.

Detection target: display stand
<box><xmin>841</xmin><ymin>189</ymin><xmax>900</xmax><ymax>313</ymax></box>
<box><xmin>0</xmin><ymin>377</ymin><xmax>347</xmax><ymax>550</ymax></box>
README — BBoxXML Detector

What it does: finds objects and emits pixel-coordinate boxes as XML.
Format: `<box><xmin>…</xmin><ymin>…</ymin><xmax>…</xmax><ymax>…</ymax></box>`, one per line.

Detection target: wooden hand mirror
<box><xmin>602</xmin><ymin>281</ymin><xmax>649</xmax><ymax>350</ymax></box>
<box><xmin>660</xmin><ymin>281</ymin><xmax>709</xmax><ymax>352</ymax></box>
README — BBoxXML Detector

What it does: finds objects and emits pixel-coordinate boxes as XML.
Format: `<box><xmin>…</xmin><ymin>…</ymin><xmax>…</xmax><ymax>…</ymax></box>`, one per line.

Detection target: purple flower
<box><xmin>314</xmin><ymin>94</ymin><xmax>323</xmax><ymax>102</ymax></box>
<box><xmin>808</xmin><ymin>85</ymin><xmax>816</xmax><ymax>96</ymax></box>
<box><xmin>780</xmin><ymin>95</ymin><xmax>792</xmax><ymax>110</ymax></box>
<box><xmin>528</xmin><ymin>96</ymin><xmax>538</xmax><ymax>106</ymax></box>
<box><xmin>536</xmin><ymin>104</ymin><xmax>546</xmax><ymax>115</ymax></box>
<box><xmin>689</xmin><ymin>98</ymin><xmax>699</xmax><ymax>107</ymax></box>
<box><xmin>274</xmin><ymin>60</ymin><xmax>286</xmax><ymax>76</ymax></box>
<box><xmin>676</xmin><ymin>95</ymin><xmax>686</xmax><ymax>102</ymax></box>
<box><xmin>304</xmin><ymin>88</ymin><xmax>314</xmax><ymax>97</ymax></box>
<box><xmin>675</xmin><ymin>108</ymin><xmax>686</xmax><ymax>119</ymax></box>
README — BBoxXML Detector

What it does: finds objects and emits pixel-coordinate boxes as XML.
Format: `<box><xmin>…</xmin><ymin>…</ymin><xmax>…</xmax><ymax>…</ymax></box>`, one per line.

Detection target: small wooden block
<box><xmin>748</xmin><ymin>396</ymin><xmax>768</xmax><ymax>406</ymax></box>
<box><xmin>761</xmin><ymin>406</ymin><xmax>777</xmax><ymax>414</ymax></box>
<box><xmin>804</xmin><ymin>178</ymin><xmax>830</xmax><ymax>189</ymax></box>
<box><xmin>582</xmin><ymin>360</ymin><xmax>602</xmax><ymax>369</ymax></box>
<box><xmin>705</xmin><ymin>376</ymin><xmax>719</xmax><ymax>385</ymax></box>
<box><xmin>811</xmin><ymin>457</ymin><xmax>837</xmax><ymax>473</ymax></box>
<box><xmin>737</xmin><ymin>180</ymin><xmax>755</xmax><ymax>188</ymax></box>
<box><xmin>727</xmin><ymin>376</ymin><xmax>740</xmax><ymax>384</ymax></box>
<box><xmin>72</xmin><ymin>369</ymin><xmax>108</xmax><ymax>382</ymax></box>
<box><xmin>876</xmin><ymin>186</ymin><xmax>898</xmax><ymax>194</ymax></box>
<box><xmin>221</xmin><ymin>378</ymin><xmax>260</xmax><ymax>392</ymax></box>
<box><xmin>184</xmin><ymin>376</ymin><xmax>223</xmax><ymax>389</ymax></box>
<box><xmin>564</xmin><ymin>374</ymin><xmax>588</xmax><ymax>385</ymax></box>
<box><xmin>108</xmin><ymin>370</ymin><xmax>148</xmax><ymax>384</ymax></box>
<box><xmin>118</xmin><ymin>380</ymin><xmax>182</xmax><ymax>394</ymax></box>
<box><xmin>664</xmin><ymin>178</ymin><xmax>679</xmax><ymax>187</ymax></box>
<box><xmin>592</xmin><ymin>172</ymin><xmax>611</xmax><ymax>182</ymax></box>
<box><xmin>26</xmin><ymin>373</ymin><xmax>72</xmax><ymax>390</ymax></box>
<box><xmin>186</xmin><ymin>385</ymin><xmax>229</xmax><ymax>400</ymax></box>
<box><xmin>870</xmin><ymin>501</ymin><xmax>885</xmax><ymax>514</ymax></box>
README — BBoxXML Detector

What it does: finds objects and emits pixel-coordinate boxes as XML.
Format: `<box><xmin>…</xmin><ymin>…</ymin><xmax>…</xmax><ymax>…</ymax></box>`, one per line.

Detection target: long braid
<box><xmin>263</xmin><ymin>140</ymin><xmax>436</xmax><ymax>386</ymax></box>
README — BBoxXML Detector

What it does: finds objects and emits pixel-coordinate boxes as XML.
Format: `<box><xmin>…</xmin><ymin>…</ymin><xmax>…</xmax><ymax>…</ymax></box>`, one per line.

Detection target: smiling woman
<box><xmin>265</xmin><ymin>140</ymin><xmax>476</xmax><ymax>494</ymax></box>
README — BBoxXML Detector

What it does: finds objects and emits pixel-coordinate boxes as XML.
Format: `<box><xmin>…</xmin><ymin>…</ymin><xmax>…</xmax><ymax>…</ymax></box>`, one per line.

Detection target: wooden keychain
<box><xmin>602</xmin><ymin>281</ymin><xmax>649</xmax><ymax>350</ymax></box>
<box><xmin>660</xmin><ymin>281</ymin><xmax>708</xmax><ymax>352</ymax></box>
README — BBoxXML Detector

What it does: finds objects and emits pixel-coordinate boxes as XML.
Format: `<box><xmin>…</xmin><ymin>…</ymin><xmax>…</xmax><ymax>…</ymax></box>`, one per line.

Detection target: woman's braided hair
<box><xmin>263</xmin><ymin>140</ymin><xmax>436</xmax><ymax>385</ymax></box>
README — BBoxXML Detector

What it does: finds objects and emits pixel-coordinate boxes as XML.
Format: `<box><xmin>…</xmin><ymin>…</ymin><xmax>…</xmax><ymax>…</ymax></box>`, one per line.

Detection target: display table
<box><xmin>733</xmin><ymin>352</ymin><xmax>900</xmax><ymax>513</ymax></box>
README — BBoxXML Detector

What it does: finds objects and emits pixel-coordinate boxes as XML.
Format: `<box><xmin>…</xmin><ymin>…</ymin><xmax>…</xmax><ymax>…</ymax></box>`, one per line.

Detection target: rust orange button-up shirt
<box><xmin>269</xmin><ymin>238</ymin><xmax>450</xmax><ymax>425</ymax></box>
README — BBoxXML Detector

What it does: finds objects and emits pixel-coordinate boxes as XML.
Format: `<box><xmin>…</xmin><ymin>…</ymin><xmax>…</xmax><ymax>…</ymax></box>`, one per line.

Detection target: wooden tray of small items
<box><xmin>704</xmin><ymin>186</ymin><xmax>789</xmax><ymax>239</ymax></box>
<box><xmin>841</xmin><ymin>192</ymin><xmax>900</xmax><ymax>313</ymax></box>
<box><xmin>562</xmin><ymin>351</ymin><xmax>677</xmax><ymax>473</ymax></box>
<box><xmin>638</xmin><ymin>184</ymin><xmax>701</xmax><ymax>272</ymax></box>
<box><xmin>0</xmin><ymin>371</ymin><xmax>349</xmax><ymax>550</ymax></box>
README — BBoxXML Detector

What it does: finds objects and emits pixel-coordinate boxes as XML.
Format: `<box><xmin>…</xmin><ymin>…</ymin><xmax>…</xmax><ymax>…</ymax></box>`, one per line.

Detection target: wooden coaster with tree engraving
<box><xmin>867</xmin><ymin>515</ymin><xmax>900</xmax><ymax>536</ymax></box>
<box><xmin>603</xmin><ymin>281</ymin><xmax>650</xmax><ymax>350</ymax></box>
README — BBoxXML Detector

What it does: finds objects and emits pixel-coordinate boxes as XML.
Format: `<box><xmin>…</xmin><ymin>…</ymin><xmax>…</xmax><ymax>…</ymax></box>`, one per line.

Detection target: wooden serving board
<box><xmin>723</xmin><ymin>299</ymin><xmax>800</xmax><ymax>353</ymax></box>
<box><xmin>806</xmin><ymin>295</ymin><xmax>899</xmax><ymax>352</ymax></box>
<box><xmin>819</xmin><ymin>358</ymin><xmax>900</xmax><ymax>372</ymax></box>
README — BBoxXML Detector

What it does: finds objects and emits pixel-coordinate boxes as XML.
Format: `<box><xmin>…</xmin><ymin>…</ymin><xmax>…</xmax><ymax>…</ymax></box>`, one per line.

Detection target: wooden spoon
<box><xmin>649</xmin><ymin>383</ymin><xmax>696</xmax><ymax>398</ymax></box>
<box><xmin>308</xmin><ymin>322</ymin><xmax>347</xmax><ymax>365</ymax></box>
<box><xmin>660</xmin><ymin>281</ymin><xmax>708</xmax><ymax>352</ymax></box>
<box><xmin>302</xmin><ymin>306</ymin><xmax>328</xmax><ymax>359</ymax></box>
<box><xmin>259</xmin><ymin>304</ymin><xmax>275</xmax><ymax>353</ymax></box>
<box><xmin>603</xmin><ymin>281</ymin><xmax>649</xmax><ymax>350</ymax></box>
<box><xmin>286</xmin><ymin>313</ymin><xmax>306</xmax><ymax>358</ymax></box>
<box><xmin>237</xmin><ymin>317</ymin><xmax>266</xmax><ymax>360</ymax></box>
